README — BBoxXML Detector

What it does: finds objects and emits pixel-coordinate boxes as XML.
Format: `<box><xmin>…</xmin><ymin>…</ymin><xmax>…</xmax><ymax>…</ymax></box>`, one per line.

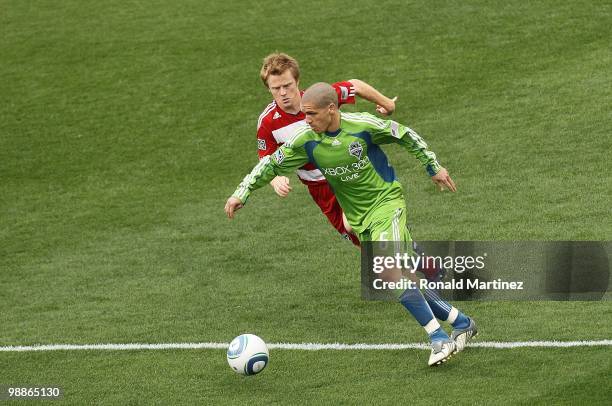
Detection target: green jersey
<box><xmin>233</xmin><ymin>111</ymin><xmax>442</xmax><ymax>234</ymax></box>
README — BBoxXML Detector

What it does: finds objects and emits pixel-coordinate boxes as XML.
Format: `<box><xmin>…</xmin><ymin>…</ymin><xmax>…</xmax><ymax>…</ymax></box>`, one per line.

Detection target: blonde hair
<box><xmin>260</xmin><ymin>53</ymin><xmax>300</xmax><ymax>86</ymax></box>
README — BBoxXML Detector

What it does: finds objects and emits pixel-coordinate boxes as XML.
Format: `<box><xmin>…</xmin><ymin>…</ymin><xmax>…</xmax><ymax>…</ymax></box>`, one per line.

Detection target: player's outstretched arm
<box><xmin>226</xmin><ymin>140</ymin><xmax>310</xmax><ymax>219</ymax></box>
<box><xmin>431</xmin><ymin>167</ymin><xmax>457</xmax><ymax>192</ymax></box>
<box><xmin>349</xmin><ymin>79</ymin><xmax>396</xmax><ymax>116</ymax></box>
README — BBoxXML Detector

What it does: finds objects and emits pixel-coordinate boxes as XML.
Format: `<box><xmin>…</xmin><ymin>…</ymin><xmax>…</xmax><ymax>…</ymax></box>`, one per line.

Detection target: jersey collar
<box><xmin>325</xmin><ymin>128</ymin><xmax>342</xmax><ymax>137</ymax></box>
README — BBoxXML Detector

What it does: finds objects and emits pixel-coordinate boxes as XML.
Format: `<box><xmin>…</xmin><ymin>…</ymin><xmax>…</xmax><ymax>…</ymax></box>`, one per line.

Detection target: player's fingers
<box><xmin>273</xmin><ymin>185</ymin><xmax>285</xmax><ymax>196</ymax></box>
<box><xmin>443</xmin><ymin>179</ymin><xmax>452</xmax><ymax>192</ymax></box>
<box><xmin>438</xmin><ymin>178</ymin><xmax>455</xmax><ymax>192</ymax></box>
<box><xmin>278</xmin><ymin>185</ymin><xmax>290</xmax><ymax>196</ymax></box>
<box><xmin>384</xmin><ymin>97</ymin><xmax>397</xmax><ymax>116</ymax></box>
<box><xmin>446</xmin><ymin>176</ymin><xmax>457</xmax><ymax>192</ymax></box>
<box><xmin>231</xmin><ymin>203</ymin><xmax>243</xmax><ymax>217</ymax></box>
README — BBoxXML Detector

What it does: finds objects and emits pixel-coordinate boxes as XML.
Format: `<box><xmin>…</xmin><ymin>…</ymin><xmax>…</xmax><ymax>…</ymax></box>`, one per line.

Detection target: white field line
<box><xmin>0</xmin><ymin>340</ymin><xmax>611</xmax><ymax>352</ymax></box>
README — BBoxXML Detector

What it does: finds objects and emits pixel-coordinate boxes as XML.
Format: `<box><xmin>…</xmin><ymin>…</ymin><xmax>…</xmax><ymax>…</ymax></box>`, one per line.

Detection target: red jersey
<box><xmin>256</xmin><ymin>81</ymin><xmax>355</xmax><ymax>184</ymax></box>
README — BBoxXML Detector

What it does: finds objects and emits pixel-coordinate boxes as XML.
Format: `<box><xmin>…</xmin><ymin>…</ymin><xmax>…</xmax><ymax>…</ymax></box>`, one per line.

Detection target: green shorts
<box><xmin>358</xmin><ymin>203</ymin><xmax>412</xmax><ymax>243</ymax></box>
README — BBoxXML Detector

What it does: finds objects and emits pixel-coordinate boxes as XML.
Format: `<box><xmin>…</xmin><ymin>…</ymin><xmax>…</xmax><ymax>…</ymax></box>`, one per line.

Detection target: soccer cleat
<box><xmin>428</xmin><ymin>339</ymin><xmax>456</xmax><ymax>366</ymax></box>
<box><xmin>451</xmin><ymin>317</ymin><xmax>478</xmax><ymax>353</ymax></box>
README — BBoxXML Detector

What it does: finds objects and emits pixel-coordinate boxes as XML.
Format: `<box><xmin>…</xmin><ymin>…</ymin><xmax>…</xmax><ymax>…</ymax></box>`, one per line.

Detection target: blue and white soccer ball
<box><xmin>226</xmin><ymin>334</ymin><xmax>269</xmax><ymax>375</ymax></box>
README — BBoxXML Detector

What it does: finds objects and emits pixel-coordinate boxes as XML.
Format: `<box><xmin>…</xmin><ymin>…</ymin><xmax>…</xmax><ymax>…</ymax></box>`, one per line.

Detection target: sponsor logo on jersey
<box><xmin>331</xmin><ymin>139</ymin><xmax>341</xmax><ymax>146</ymax></box>
<box><xmin>257</xmin><ymin>139</ymin><xmax>267</xmax><ymax>150</ymax></box>
<box><xmin>273</xmin><ymin>111</ymin><xmax>282</xmax><ymax>119</ymax></box>
<box><xmin>322</xmin><ymin>157</ymin><xmax>370</xmax><ymax>182</ymax></box>
<box><xmin>348</xmin><ymin>141</ymin><xmax>363</xmax><ymax>160</ymax></box>
<box><xmin>273</xmin><ymin>148</ymin><xmax>285</xmax><ymax>164</ymax></box>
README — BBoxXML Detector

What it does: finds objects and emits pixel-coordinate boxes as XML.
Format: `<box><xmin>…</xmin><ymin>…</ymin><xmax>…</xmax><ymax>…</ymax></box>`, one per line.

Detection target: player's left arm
<box><xmin>368</xmin><ymin>114</ymin><xmax>457</xmax><ymax>192</ymax></box>
<box><xmin>348</xmin><ymin>79</ymin><xmax>397</xmax><ymax>116</ymax></box>
<box><xmin>332</xmin><ymin>80</ymin><xmax>396</xmax><ymax>116</ymax></box>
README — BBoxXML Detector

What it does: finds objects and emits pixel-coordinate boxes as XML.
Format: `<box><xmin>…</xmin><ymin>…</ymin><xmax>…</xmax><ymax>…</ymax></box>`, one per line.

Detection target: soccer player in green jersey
<box><xmin>225</xmin><ymin>82</ymin><xmax>477</xmax><ymax>366</ymax></box>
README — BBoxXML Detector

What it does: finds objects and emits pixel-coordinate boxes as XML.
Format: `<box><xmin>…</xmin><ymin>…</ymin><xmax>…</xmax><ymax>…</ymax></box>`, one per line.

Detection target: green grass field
<box><xmin>1</xmin><ymin>0</ymin><xmax>611</xmax><ymax>404</ymax></box>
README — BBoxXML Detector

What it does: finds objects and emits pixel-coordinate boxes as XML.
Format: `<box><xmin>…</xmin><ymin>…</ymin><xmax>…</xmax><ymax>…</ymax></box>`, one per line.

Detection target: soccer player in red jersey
<box><xmin>257</xmin><ymin>53</ymin><xmax>396</xmax><ymax>245</ymax></box>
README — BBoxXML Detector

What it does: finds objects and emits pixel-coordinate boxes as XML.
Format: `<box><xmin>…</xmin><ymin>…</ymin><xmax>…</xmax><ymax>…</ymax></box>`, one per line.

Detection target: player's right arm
<box><xmin>226</xmin><ymin>135</ymin><xmax>311</xmax><ymax>218</ymax></box>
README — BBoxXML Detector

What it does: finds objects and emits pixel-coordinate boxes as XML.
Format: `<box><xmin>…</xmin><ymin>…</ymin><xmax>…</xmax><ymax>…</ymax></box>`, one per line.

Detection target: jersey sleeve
<box><xmin>232</xmin><ymin>142</ymin><xmax>310</xmax><ymax>204</ymax></box>
<box><xmin>332</xmin><ymin>81</ymin><xmax>356</xmax><ymax>106</ymax></box>
<box><xmin>256</xmin><ymin>121</ymin><xmax>279</xmax><ymax>159</ymax></box>
<box><xmin>365</xmin><ymin>113</ymin><xmax>442</xmax><ymax>176</ymax></box>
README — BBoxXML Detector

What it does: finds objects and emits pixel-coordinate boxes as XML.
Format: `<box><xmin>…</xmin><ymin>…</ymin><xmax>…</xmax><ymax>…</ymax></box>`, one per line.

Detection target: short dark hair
<box><xmin>302</xmin><ymin>82</ymin><xmax>338</xmax><ymax>108</ymax></box>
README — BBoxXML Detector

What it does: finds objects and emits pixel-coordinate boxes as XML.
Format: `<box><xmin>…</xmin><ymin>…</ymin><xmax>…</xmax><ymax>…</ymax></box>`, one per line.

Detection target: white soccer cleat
<box><xmin>428</xmin><ymin>340</ymin><xmax>456</xmax><ymax>366</ymax></box>
<box><xmin>451</xmin><ymin>318</ymin><xmax>478</xmax><ymax>353</ymax></box>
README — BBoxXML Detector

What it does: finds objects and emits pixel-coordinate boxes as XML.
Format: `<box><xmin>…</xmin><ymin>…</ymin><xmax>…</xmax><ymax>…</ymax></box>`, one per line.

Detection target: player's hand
<box><xmin>270</xmin><ymin>176</ymin><xmax>292</xmax><ymax>197</ymax></box>
<box><xmin>224</xmin><ymin>196</ymin><xmax>244</xmax><ymax>219</ymax></box>
<box><xmin>431</xmin><ymin>167</ymin><xmax>457</xmax><ymax>192</ymax></box>
<box><xmin>376</xmin><ymin>96</ymin><xmax>397</xmax><ymax>116</ymax></box>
